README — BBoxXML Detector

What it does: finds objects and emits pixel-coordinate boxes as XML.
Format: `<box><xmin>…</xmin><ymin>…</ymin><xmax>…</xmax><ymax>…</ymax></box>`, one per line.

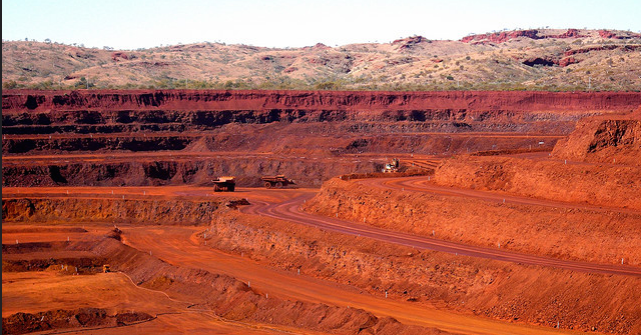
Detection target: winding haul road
<box><xmin>242</xmin><ymin>176</ymin><xmax>641</xmax><ymax>277</ymax></box>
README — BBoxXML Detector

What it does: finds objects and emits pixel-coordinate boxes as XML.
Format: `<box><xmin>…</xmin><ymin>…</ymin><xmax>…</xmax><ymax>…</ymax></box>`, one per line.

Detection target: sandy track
<box><xmin>244</xmin><ymin>192</ymin><xmax>641</xmax><ymax>277</ymax></box>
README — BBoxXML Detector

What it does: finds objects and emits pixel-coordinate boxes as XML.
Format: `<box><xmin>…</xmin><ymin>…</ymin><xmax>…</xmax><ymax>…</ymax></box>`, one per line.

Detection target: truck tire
<box><xmin>264</xmin><ymin>182</ymin><xmax>273</xmax><ymax>189</ymax></box>
<box><xmin>275</xmin><ymin>181</ymin><xmax>283</xmax><ymax>188</ymax></box>
<box><xmin>214</xmin><ymin>184</ymin><xmax>221</xmax><ymax>192</ymax></box>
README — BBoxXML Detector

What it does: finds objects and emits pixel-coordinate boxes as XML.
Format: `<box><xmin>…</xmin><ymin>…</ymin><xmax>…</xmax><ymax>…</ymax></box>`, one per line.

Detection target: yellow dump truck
<box><xmin>261</xmin><ymin>175</ymin><xmax>295</xmax><ymax>189</ymax></box>
<box><xmin>213</xmin><ymin>176</ymin><xmax>236</xmax><ymax>192</ymax></box>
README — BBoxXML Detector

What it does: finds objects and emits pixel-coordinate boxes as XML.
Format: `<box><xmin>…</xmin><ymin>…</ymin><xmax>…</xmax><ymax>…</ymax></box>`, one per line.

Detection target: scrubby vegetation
<box><xmin>3</xmin><ymin>29</ymin><xmax>641</xmax><ymax>91</ymax></box>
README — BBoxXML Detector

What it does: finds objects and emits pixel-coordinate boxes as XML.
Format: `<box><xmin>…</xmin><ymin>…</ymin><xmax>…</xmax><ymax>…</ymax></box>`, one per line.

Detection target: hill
<box><xmin>3</xmin><ymin>28</ymin><xmax>641</xmax><ymax>91</ymax></box>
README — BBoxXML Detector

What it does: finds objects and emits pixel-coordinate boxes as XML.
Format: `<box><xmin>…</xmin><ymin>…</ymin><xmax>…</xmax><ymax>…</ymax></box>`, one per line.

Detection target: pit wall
<box><xmin>2</xmin><ymin>130</ymin><xmax>560</xmax><ymax>156</ymax></box>
<box><xmin>1</xmin><ymin>197</ymin><xmax>237</xmax><ymax>225</ymax></box>
<box><xmin>1</xmin><ymin>157</ymin><xmax>378</xmax><ymax>188</ymax></box>
<box><xmin>207</xmin><ymin>211</ymin><xmax>641</xmax><ymax>334</ymax></box>
<box><xmin>432</xmin><ymin>156</ymin><xmax>641</xmax><ymax>210</ymax></box>
<box><xmin>302</xmin><ymin>178</ymin><xmax>641</xmax><ymax>265</ymax></box>
<box><xmin>4</xmin><ymin>90</ymin><xmax>641</xmax><ymax>113</ymax></box>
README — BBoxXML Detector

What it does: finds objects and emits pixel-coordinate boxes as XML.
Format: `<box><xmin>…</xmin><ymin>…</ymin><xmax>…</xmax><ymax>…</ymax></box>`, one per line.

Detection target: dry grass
<box><xmin>2</xmin><ymin>28</ymin><xmax>640</xmax><ymax>91</ymax></box>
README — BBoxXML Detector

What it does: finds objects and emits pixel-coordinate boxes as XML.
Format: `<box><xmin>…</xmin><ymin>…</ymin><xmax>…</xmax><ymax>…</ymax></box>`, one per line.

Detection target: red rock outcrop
<box><xmin>460</xmin><ymin>30</ymin><xmax>540</xmax><ymax>44</ymax></box>
<box><xmin>392</xmin><ymin>35</ymin><xmax>430</xmax><ymax>51</ymax></box>
<box><xmin>564</xmin><ymin>44</ymin><xmax>641</xmax><ymax>56</ymax></box>
<box><xmin>461</xmin><ymin>28</ymin><xmax>617</xmax><ymax>44</ymax></box>
<box><xmin>110</xmin><ymin>52</ymin><xmax>128</xmax><ymax>61</ymax></box>
<box><xmin>208</xmin><ymin>210</ymin><xmax>641</xmax><ymax>334</ymax></box>
<box><xmin>549</xmin><ymin>28</ymin><xmax>586</xmax><ymax>39</ymax></box>
<box><xmin>433</xmin><ymin>155</ymin><xmax>641</xmax><ymax>209</ymax></box>
<box><xmin>2</xmin><ymin>308</ymin><xmax>153</xmax><ymax>334</ymax></box>
<box><xmin>558</xmin><ymin>56</ymin><xmax>580</xmax><ymax>67</ymax></box>
<box><xmin>598</xmin><ymin>29</ymin><xmax>641</xmax><ymax>39</ymax></box>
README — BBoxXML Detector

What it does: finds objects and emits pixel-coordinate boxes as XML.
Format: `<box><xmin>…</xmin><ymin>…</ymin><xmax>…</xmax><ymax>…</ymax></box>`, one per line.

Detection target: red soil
<box><xmin>3</xmin><ymin>89</ymin><xmax>641</xmax><ymax>335</ymax></box>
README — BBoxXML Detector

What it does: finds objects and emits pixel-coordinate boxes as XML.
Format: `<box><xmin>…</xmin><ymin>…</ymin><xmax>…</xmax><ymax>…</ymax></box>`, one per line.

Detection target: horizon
<box><xmin>3</xmin><ymin>0</ymin><xmax>641</xmax><ymax>50</ymax></box>
<box><xmin>2</xmin><ymin>27</ymin><xmax>638</xmax><ymax>51</ymax></box>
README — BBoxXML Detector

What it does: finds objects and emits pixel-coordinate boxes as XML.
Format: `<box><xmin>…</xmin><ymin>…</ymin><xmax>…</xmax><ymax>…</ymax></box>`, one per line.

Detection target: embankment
<box><xmin>1</xmin><ymin>197</ymin><xmax>244</xmax><ymax>225</ymax></box>
<box><xmin>206</xmin><ymin>210</ymin><xmax>641</xmax><ymax>334</ymax></box>
<box><xmin>432</xmin><ymin>156</ymin><xmax>641</xmax><ymax>210</ymax></box>
<box><xmin>303</xmin><ymin>178</ymin><xmax>641</xmax><ymax>265</ymax></box>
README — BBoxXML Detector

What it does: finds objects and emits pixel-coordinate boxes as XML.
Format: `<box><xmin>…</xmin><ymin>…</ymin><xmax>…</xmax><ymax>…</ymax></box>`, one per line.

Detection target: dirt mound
<box><xmin>2</xmin><ymin>308</ymin><xmax>153</xmax><ymax>335</ymax></box>
<box><xmin>552</xmin><ymin>116</ymin><xmax>641</xmax><ymax>165</ymax></box>
<box><xmin>433</xmin><ymin>155</ymin><xmax>641</xmax><ymax>210</ymax></box>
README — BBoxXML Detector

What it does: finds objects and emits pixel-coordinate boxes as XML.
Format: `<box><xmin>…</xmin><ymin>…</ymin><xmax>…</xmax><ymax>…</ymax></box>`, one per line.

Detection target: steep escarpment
<box><xmin>0</xmin><ymin>108</ymin><xmax>585</xmax><ymax>136</ymax></box>
<box><xmin>4</xmin><ymin>90</ymin><xmax>641</xmax><ymax>113</ymax></box>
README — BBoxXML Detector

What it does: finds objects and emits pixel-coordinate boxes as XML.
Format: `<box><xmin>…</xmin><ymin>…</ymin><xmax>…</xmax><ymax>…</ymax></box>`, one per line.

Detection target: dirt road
<box><xmin>122</xmin><ymin>226</ymin><xmax>577</xmax><ymax>335</ymax></box>
<box><xmin>243</xmin><ymin>191</ymin><xmax>641</xmax><ymax>277</ymax></box>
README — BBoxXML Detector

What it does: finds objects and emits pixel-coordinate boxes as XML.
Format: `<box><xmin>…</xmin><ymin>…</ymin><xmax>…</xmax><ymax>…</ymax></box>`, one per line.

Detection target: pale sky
<box><xmin>3</xmin><ymin>0</ymin><xmax>640</xmax><ymax>50</ymax></box>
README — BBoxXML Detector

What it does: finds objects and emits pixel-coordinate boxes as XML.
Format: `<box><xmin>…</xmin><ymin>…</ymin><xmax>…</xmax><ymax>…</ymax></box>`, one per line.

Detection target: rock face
<box><xmin>552</xmin><ymin>116</ymin><xmax>641</xmax><ymax>165</ymax></box>
<box><xmin>4</xmin><ymin>90</ymin><xmax>641</xmax><ymax>113</ymax></box>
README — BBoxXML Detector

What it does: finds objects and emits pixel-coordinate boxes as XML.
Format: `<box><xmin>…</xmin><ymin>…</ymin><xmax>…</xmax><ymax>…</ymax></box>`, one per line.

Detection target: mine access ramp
<box><xmin>261</xmin><ymin>175</ymin><xmax>295</xmax><ymax>189</ymax></box>
<box><xmin>213</xmin><ymin>176</ymin><xmax>236</xmax><ymax>192</ymax></box>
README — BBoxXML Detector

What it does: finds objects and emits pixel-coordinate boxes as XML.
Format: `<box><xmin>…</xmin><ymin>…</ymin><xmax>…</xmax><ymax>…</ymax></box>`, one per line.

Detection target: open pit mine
<box><xmin>2</xmin><ymin>89</ymin><xmax>641</xmax><ymax>335</ymax></box>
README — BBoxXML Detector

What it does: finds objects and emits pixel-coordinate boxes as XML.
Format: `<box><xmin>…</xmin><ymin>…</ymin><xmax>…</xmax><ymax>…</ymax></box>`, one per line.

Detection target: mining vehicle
<box><xmin>213</xmin><ymin>176</ymin><xmax>236</xmax><ymax>192</ymax></box>
<box><xmin>261</xmin><ymin>175</ymin><xmax>295</xmax><ymax>188</ymax></box>
<box><xmin>382</xmin><ymin>158</ymin><xmax>400</xmax><ymax>173</ymax></box>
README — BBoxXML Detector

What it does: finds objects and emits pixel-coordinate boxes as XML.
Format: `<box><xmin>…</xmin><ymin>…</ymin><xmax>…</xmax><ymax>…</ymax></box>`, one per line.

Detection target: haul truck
<box><xmin>213</xmin><ymin>176</ymin><xmax>236</xmax><ymax>192</ymax></box>
<box><xmin>261</xmin><ymin>175</ymin><xmax>295</xmax><ymax>189</ymax></box>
